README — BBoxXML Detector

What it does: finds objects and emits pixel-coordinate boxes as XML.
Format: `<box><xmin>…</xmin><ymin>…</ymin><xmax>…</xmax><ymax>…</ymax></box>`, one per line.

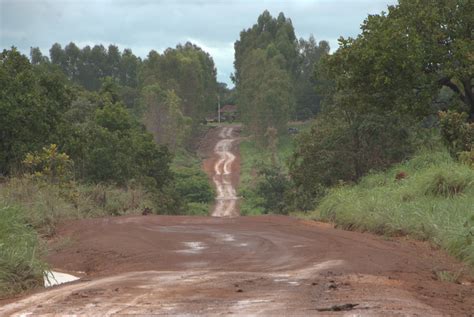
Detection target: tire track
<box><xmin>211</xmin><ymin>126</ymin><xmax>239</xmax><ymax>217</ymax></box>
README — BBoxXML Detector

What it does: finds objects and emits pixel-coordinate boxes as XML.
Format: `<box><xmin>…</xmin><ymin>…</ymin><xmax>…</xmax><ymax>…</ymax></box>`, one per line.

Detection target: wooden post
<box><xmin>218</xmin><ymin>95</ymin><xmax>221</xmax><ymax>123</ymax></box>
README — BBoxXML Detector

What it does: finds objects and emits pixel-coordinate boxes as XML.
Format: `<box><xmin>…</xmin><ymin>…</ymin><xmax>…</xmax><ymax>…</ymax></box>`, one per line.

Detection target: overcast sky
<box><xmin>1</xmin><ymin>0</ymin><xmax>396</xmax><ymax>86</ymax></box>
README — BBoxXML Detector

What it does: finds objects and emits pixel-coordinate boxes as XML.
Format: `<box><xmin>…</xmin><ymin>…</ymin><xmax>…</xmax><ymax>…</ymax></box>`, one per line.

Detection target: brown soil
<box><xmin>1</xmin><ymin>126</ymin><xmax>473</xmax><ymax>315</ymax></box>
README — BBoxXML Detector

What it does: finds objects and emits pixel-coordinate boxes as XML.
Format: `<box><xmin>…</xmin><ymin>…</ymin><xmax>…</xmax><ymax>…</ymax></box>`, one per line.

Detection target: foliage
<box><xmin>254</xmin><ymin>164</ymin><xmax>292</xmax><ymax>215</ymax></box>
<box><xmin>238</xmin><ymin>48</ymin><xmax>294</xmax><ymax>140</ymax></box>
<box><xmin>316</xmin><ymin>0</ymin><xmax>474</xmax><ymax>120</ymax></box>
<box><xmin>47</xmin><ymin>43</ymin><xmax>140</xmax><ymax>91</ymax></box>
<box><xmin>439</xmin><ymin>110</ymin><xmax>474</xmax><ymax>156</ymax></box>
<box><xmin>0</xmin><ymin>48</ymin><xmax>71</xmax><ymax>175</ymax></box>
<box><xmin>22</xmin><ymin>144</ymin><xmax>73</xmax><ymax>183</ymax></box>
<box><xmin>315</xmin><ymin>148</ymin><xmax>474</xmax><ymax>266</ymax></box>
<box><xmin>238</xmin><ymin>122</ymin><xmax>311</xmax><ymax>215</ymax></box>
<box><xmin>142</xmin><ymin>84</ymin><xmax>192</xmax><ymax>151</ymax></box>
<box><xmin>234</xmin><ymin>11</ymin><xmax>298</xmax><ymax>140</ymax></box>
<box><xmin>289</xmin><ymin>112</ymin><xmax>414</xmax><ymax>206</ymax></box>
<box><xmin>294</xmin><ymin>36</ymin><xmax>330</xmax><ymax>120</ymax></box>
<box><xmin>140</xmin><ymin>42</ymin><xmax>218</xmax><ymax>123</ymax></box>
<box><xmin>0</xmin><ymin>205</ymin><xmax>48</xmax><ymax>298</ymax></box>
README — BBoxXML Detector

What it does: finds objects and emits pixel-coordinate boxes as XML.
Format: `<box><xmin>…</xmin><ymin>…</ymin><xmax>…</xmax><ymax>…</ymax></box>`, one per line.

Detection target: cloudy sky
<box><xmin>1</xmin><ymin>0</ymin><xmax>396</xmax><ymax>85</ymax></box>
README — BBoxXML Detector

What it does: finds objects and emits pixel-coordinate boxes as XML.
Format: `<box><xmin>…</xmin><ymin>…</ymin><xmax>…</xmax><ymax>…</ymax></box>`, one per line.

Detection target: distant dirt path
<box><xmin>202</xmin><ymin>125</ymin><xmax>241</xmax><ymax>217</ymax></box>
<box><xmin>1</xmin><ymin>216</ymin><xmax>473</xmax><ymax>316</ymax></box>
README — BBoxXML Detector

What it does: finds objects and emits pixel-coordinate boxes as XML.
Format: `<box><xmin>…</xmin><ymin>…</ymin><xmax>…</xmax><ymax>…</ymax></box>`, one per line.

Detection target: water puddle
<box><xmin>44</xmin><ymin>271</ymin><xmax>80</xmax><ymax>288</ymax></box>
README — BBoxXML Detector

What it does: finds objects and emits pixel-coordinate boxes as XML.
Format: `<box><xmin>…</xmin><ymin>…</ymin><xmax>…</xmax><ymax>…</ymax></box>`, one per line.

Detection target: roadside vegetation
<box><xmin>235</xmin><ymin>2</ymin><xmax>473</xmax><ymax>268</ymax></box>
<box><xmin>315</xmin><ymin>147</ymin><xmax>474</xmax><ymax>266</ymax></box>
<box><xmin>0</xmin><ymin>42</ymin><xmax>218</xmax><ymax>297</ymax></box>
<box><xmin>239</xmin><ymin>122</ymin><xmax>310</xmax><ymax>216</ymax></box>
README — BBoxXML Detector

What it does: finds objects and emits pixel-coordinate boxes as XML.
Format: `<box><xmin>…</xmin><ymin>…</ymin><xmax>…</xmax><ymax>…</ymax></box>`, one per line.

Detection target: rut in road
<box><xmin>211</xmin><ymin>126</ymin><xmax>239</xmax><ymax>217</ymax></box>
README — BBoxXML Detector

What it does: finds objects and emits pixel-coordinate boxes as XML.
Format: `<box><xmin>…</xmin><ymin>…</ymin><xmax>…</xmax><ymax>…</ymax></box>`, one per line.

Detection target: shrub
<box><xmin>289</xmin><ymin>112</ymin><xmax>414</xmax><ymax>206</ymax></box>
<box><xmin>254</xmin><ymin>164</ymin><xmax>292</xmax><ymax>214</ymax></box>
<box><xmin>439</xmin><ymin>110</ymin><xmax>474</xmax><ymax>156</ymax></box>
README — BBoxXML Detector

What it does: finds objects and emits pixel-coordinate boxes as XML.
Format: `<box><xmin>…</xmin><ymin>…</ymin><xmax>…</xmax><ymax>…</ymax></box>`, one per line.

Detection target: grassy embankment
<box><xmin>309</xmin><ymin>148</ymin><xmax>474</xmax><ymax>267</ymax></box>
<box><xmin>239</xmin><ymin>122</ymin><xmax>311</xmax><ymax>215</ymax></box>
<box><xmin>0</xmin><ymin>148</ymin><xmax>212</xmax><ymax>298</ymax></box>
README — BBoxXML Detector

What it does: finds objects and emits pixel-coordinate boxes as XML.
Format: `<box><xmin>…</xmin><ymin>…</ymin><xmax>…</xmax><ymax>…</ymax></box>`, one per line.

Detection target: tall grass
<box><xmin>316</xmin><ymin>149</ymin><xmax>474</xmax><ymax>266</ymax></box>
<box><xmin>0</xmin><ymin>205</ymin><xmax>48</xmax><ymax>298</ymax></box>
<box><xmin>0</xmin><ymin>178</ymin><xmax>154</xmax><ymax>236</ymax></box>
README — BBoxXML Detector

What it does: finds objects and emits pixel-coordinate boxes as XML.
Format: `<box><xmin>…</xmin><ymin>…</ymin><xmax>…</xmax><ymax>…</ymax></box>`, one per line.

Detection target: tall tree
<box><xmin>234</xmin><ymin>11</ymin><xmax>298</xmax><ymax>139</ymax></box>
<box><xmin>317</xmin><ymin>0</ymin><xmax>474</xmax><ymax>120</ymax></box>
<box><xmin>294</xmin><ymin>36</ymin><xmax>330</xmax><ymax>119</ymax></box>
<box><xmin>0</xmin><ymin>49</ymin><xmax>71</xmax><ymax>175</ymax></box>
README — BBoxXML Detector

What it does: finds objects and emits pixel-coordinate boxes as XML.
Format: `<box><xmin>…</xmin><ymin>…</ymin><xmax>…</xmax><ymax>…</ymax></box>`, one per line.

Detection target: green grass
<box><xmin>0</xmin><ymin>178</ymin><xmax>154</xmax><ymax>236</ymax></box>
<box><xmin>312</xmin><ymin>148</ymin><xmax>474</xmax><ymax>266</ymax></box>
<box><xmin>0</xmin><ymin>204</ymin><xmax>48</xmax><ymax>298</ymax></box>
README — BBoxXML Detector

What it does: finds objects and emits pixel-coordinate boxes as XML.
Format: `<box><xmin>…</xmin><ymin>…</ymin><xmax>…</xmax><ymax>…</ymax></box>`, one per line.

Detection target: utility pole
<box><xmin>217</xmin><ymin>95</ymin><xmax>221</xmax><ymax>124</ymax></box>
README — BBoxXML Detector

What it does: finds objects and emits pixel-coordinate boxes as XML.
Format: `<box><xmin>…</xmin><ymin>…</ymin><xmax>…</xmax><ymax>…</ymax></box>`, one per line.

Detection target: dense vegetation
<box><xmin>0</xmin><ymin>42</ymin><xmax>216</xmax><ymax>297</ymax></box>
<box><xmin>234</xmin><ymin>11</ymin><xmax>329</xmax><ymax>141</ymax></box>
<box><xmin>236</xmin><ymin>1</ymin><xmax>473</xmax><ymax>268</ymax></box>
<box><xmin>317</xmin><ymin>148</ymin><xmax>474</xmax><ymax>266</ymax></box>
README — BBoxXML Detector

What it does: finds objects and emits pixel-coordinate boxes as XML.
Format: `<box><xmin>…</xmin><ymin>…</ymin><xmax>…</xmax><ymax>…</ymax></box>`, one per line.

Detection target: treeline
<box><xmin>233</xmin><ymin>11</ymin><xmax>329</xmax><ymax>140</ymax></box>
<box><xmin>1</xmin><ymin>42</ymin><xmax>219</xmax><ymax>296</ymax></box>
<box><xmin>1</xmin><ymin>40</ymin><xmax>220</xmax><ymax>213</ymax></box>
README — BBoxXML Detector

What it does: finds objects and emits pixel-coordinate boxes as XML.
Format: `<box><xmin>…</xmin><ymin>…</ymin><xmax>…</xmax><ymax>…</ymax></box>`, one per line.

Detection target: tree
<box><xmin>30</xmin><ymin>47</ymin><xmax>49</xmax><ymax>65</ymax></box>
<box><xmin>234</xmin><ymin>11</ymin><xmax>298</xmax><ymax>140</ymax></box>
<box><xmin>289</xmin><ymin>111</ymin><xmax>413</xmax><ymax>205</ymax></box>
<box><xmin>317</xmin><ymin>0</ymin><xmax>474</xmax><ymax>120</ymax></box>
<box><xmin>139</xmin><ymin>42</ymin><xmax>218</xmax><ymax>135</ymax></box>
<box><xmin>142</xmin><ymin>84</ymin><xmax>191</xmax><ymax>151</ymax></box>
<box><xmin>294</xmin><ymin>36</ymin><xmax>330</xmax><ymax>119</ymax></box>
<box><xmin>238</xmin><ymin>47</ymin><xmax>293</xmax><ymax>141</ymax></box>
<box><xmin>0</xmin><ymin>49</ymin><xmax>71</xmax><ymax>175</ymax></box>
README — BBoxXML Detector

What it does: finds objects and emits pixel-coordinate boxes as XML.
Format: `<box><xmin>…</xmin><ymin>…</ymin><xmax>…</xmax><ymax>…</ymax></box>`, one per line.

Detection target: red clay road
<box><xmin>1</xmin><ymin>215</ymin><xmax>473</xmax><ymax>315</ymax></box>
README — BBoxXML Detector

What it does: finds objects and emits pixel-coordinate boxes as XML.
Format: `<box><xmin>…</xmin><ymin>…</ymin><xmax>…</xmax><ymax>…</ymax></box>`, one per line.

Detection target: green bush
<box><xmin>439</xmin><ymin>111</ymin><xmax>474</xmax><ymax>156</ymax></box>
<box><xmin>254</xmin><ymin>164</ymin><xmax>292</xmax><ymax>215</ymax></box>
<box><xmin>0</xmin><ymin>205</ymin><xmax>48</xmax><ymax>298</ymax></box>
<box><xmin>289</xmin><ymin>112</ymin><xmax>414</xmax><ymax>208</ymax></box>
<box><xmin>317</xmin><ymin>148</ymin><xmax>474</xmax><ymax>266</ymax></box>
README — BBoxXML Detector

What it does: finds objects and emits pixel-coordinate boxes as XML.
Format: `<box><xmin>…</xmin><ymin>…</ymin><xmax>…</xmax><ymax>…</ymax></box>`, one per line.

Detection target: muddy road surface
<box><xmin>2</xmin><ymin>126</ymin><xmax>473</xmax><ymax>316</ymax></box>
<box><xmin>1</xmin><ymin>216</ymin><xmax>473</xmax><ymax>316</ymax></box>
<box><xmin>202</xmin><ymin>125</ymin><xmax>241</xmax><ymax>217</ymax></box>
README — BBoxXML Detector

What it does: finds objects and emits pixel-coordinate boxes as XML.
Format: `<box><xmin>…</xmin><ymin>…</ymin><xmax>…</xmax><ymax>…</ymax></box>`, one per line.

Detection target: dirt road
<box><xmin>1</xmin><ymin>126</ymin><xmax>473</xmax><ymax>315</ymax></box>
<box><xmin>211</xmin><ymin>126</ymin><xmax>239</xmax><ymax>217</ymax></box>
<box><xmin>202</xmin><ymin>125</ymin><xmax>241</xmax><ymax>217</ymax></box>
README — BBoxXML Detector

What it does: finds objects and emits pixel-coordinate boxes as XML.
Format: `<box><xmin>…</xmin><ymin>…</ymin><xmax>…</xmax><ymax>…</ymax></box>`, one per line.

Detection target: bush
<box><xmin>0</xmin><ymin>205</ymin><xmax>48</xmax><ymax>298</ymax></box>
<box><xmin>439</xmin><ymin>110</ymin><xmax>474</xmax><ymax>156</ymax></box>
<box><xmin>317</xmin><ymin>148</ymin><xmax>474</xmax><ymax>266</ymax></box>
<box><xmin>289</xmin><ymin>112</ymin><xmax>414</xmax><ymax>206</ymax></box>
<box><xmin>254</xmin><ymin>164</ymin><xmax>292</xmax><ymax>215</ymax></box>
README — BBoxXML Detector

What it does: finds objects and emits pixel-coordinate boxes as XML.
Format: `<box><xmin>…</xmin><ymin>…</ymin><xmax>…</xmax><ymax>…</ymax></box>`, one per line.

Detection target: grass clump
<box><xmin>0</xmin><ymin>205</ymin><xmax>48</xmax><ymax>298</ymax></box>
<box><xmin>316</xmin><ymin>148</ymin><xmax>474</xmax><ymax>266</ymax></box>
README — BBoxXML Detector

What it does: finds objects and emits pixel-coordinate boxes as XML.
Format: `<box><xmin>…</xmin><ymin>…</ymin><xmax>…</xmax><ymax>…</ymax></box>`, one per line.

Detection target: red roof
<box><xmin>220</xmin><ymin>105</ymin><xmax>237</xmax><ymax>113</ymax></box>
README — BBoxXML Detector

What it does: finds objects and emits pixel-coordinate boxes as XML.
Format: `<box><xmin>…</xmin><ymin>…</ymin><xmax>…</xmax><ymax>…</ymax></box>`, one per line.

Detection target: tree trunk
<box><xmin>462</xmin><ymin>78</ymin><xmax>474</xmax><ymax>121</ymax></box>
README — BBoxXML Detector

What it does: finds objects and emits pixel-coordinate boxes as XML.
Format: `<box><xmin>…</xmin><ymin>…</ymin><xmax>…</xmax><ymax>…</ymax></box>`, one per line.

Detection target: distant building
<box><xmin>219</xmin><ymin>105</ymin><xmax>238</xmax><ymax>122</ymax></box>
